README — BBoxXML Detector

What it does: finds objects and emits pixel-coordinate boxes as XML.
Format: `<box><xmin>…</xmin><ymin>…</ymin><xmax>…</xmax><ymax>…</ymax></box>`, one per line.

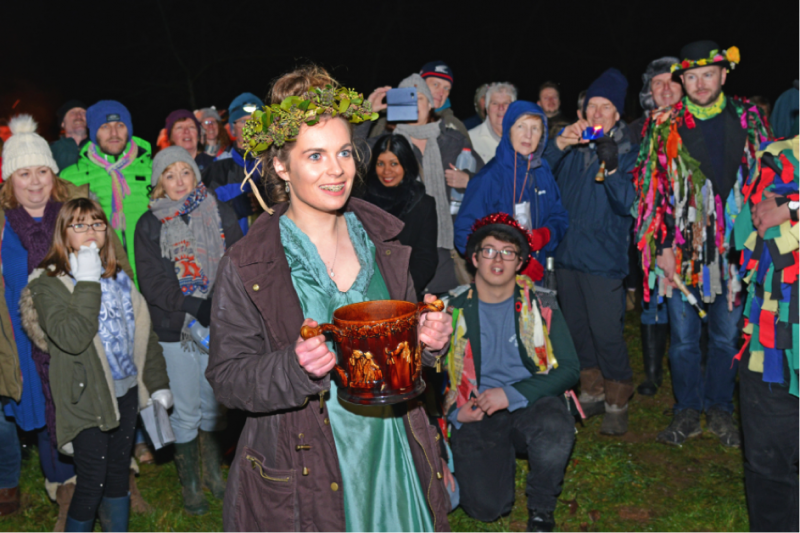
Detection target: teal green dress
<box><xmin>280</xmin><ymin>213</ymin><xmax>434</xmax><ymax>532</ymax></box>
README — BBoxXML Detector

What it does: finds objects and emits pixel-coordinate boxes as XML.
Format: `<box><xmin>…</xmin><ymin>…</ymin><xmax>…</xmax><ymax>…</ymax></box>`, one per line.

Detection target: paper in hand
<box><xmin>140</xmin><ymin>401</ymin><xmax>176</xmax><ymax>450</ymax></box>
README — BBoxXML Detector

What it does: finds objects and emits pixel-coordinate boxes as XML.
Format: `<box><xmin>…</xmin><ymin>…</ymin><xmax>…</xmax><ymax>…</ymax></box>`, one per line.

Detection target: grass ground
<box><xmin>1</xmin><ymin>310</ymin><xmax>749</xmax><ymax>532</ymax></box>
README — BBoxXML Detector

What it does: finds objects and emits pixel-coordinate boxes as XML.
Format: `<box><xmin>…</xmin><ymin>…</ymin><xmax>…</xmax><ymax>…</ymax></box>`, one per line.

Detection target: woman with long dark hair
<box><xmin>362</xmin><ymin>134</ymin><xmax>438</xmax><ymax>300</ymax></box>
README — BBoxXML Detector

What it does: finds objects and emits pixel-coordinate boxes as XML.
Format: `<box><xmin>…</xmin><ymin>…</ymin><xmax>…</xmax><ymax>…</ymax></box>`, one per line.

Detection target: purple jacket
<box><xmin>206</xmin><ymin>198</ymin><xmax>451</xmax><ymax>532</ymax></box>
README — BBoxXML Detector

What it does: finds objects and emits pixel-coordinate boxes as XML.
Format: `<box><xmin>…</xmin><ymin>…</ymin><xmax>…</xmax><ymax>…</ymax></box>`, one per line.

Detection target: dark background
<box><xmin>4</xmin><ymin>0</ymin><xmax>798</xmax><ymax>143</ymax></box>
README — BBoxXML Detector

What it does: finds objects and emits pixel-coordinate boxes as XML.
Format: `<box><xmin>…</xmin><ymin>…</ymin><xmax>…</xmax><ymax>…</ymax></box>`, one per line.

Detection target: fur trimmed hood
<box><xmin>19</xmin><ymin>284</ymin><xmax>48</xmax><ymax>353</ymax></box>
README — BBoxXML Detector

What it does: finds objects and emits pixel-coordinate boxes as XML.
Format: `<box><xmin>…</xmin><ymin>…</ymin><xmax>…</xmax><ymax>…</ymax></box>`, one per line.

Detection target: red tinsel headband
<box><xmin>469</xmin><ymin>212</ymin><xmax>536</xmax><ymax>254</ymax></box>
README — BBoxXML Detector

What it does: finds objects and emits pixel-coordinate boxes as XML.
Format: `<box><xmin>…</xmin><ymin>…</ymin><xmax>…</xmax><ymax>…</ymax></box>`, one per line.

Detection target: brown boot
<box><xmin>53</xmin><ymin>480</ymin><xmax>76</xmax><ymax>531</ymax></box>
<box><xmin>578</xmin><ymin>368</ymin><xmax>606</xmax><ymax>418</ymax></box>
<box><xmin>0</xmin><ymin>486</ymin><xmax>20</xmax><ymax>516</ymax></box>
<box><xmin>129</xmin><ymin>469</ymin><xmax>153</xmax><ymax>514</ymax></box>
<box><xmin>600</xmin><ymin>379</ymin><xmax>634</xmax><ymax>436</ymax></box>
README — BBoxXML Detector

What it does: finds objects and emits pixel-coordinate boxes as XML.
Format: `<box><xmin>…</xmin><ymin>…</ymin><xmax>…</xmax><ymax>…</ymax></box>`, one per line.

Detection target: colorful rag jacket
<box><xmin>442</xmin><ymin>275</ymin><xmax>579</xmax><ymax>417</ymax></box>
<box><xmin>633</xmin><ymin>96</ymin><xmax>772</xmax><ymax>304</ymax></box>
<box><xmin>733</xmin><ymin>137</ymin><xmax>799</xmax><ymax>396</ymax></box>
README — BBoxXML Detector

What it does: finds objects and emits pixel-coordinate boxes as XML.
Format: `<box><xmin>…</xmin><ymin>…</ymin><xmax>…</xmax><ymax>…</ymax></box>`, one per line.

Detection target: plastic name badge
<box><xmin>514</xmin><ymin>202</ymin><xmax>532</xmax><ymax>230</ymax></box>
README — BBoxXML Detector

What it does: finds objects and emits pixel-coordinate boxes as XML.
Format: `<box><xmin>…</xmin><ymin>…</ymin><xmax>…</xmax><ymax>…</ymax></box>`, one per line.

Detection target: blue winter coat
<box><xmin>454</xmin><ymin>101</ymin><xmax>569</xmax><ymax>266</ymax></box>
<box><xmin>543</xmin><ymin>121</ymin><xmax>638</xmax><ymax>279</ymax></box>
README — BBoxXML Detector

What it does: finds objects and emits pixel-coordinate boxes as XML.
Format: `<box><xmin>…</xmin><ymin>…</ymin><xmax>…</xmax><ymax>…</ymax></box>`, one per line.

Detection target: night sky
<box><xmin>4</xmin><ymin>0</ymin><xmax>798</xmax><ymax>142</ymax></box>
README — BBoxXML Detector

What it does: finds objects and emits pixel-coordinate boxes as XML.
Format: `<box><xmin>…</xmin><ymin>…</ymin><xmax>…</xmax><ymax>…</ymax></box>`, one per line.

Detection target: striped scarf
<box><xmin>87</xmin><ymin>139</ymin><xmax>139</xmax><ymax>230</ymax></box>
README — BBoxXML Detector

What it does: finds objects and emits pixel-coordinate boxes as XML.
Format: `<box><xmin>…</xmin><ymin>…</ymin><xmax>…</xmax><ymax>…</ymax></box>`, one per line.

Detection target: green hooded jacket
<box><xmin>59</xmin><ymin>137</ymin><xmax>153</xmax><ymax>285</ymax></box>
<box><xmin>22</xmin><ymin>270</ymin><xmax>168</xmax><ymax>453</ymax></box>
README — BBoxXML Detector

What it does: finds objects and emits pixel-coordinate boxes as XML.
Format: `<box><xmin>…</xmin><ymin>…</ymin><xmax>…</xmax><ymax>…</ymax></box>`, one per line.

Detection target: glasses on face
<box><xmin>68</xmin><ymin>222</ymin><xmax>106</xmax><ymax>233</ymax></box>
<box><xmin>202</xmin><ymin>120</ymin><xmax>217</xmax><ymax>126</ymax></box>
<box><xmin>479</xmin><ymin>247</ymin><xmax>518</xmax><ymax>261</ymax></box>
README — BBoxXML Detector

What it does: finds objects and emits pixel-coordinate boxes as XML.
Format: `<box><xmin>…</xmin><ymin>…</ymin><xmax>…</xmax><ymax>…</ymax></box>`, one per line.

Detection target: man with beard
<box><xmin>633</xmin><ymin>41</ymin><xmax>772</xmax><ymax>447</ymax></box>
<box><xmin>60</xmin><ymin>100</ymin><xmax>153</xmax><ymax>284</ymax></box>
<box><xmin>49</xmin><ymin>100</ymin><xmax>88</xmax><ymax>170</ymax></box>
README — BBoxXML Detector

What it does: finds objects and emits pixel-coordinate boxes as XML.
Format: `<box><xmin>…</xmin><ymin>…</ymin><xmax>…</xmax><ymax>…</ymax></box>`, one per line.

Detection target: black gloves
<box><xmin>595</xmin><ymin>136</ymin><xmax>619</xmax><ymax>172</ymax></box>
<box><xmin>196</xmin><ymin>299</ymin><xmax>213</xmax><ymax>328</ymax></box>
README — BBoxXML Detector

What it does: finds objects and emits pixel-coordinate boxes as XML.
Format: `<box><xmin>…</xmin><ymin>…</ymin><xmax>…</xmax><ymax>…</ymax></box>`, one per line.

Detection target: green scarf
<box><xmin>686</xmin><ymin>92</ymin><xmax>727</xmax><ymax>120</ymax></box>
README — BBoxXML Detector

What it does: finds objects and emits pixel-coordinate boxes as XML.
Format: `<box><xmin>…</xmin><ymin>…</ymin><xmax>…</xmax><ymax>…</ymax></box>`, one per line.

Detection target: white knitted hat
<box><xmin>2</xmin><ymin>115</ymin><xmax>59</xmax><ymax>182</ymax></box>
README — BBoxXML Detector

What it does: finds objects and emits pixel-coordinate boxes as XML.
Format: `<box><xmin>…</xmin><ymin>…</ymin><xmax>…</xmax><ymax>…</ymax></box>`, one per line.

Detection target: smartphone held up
<box><xmin>386</xmin><ymin>87</ymin><xmax>418</xmax><ymax>122</ymax></box>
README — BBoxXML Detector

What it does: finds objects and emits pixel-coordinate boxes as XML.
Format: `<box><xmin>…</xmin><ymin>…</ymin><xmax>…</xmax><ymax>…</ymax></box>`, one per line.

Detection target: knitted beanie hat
<box><xmin>1</xmin><ymin>115</ymin><xmax>59</xmax><ymax>181</ymax></box>
<box><xmin>420</xmin><ymin>61</ymin><xmax>454</xmax><ymax>86</ymax></box>
<box><xmin>86</xmin><ymin>100</ymin><xmax>133</xmax><ymax>144</ymax></box>
<box><xmin>583</xmin><ymin>68</ymin><xmax>628</xmax><ymax>115</ymax></box>
<box><xmin>398</xmin><ymin>74</ymin><xmax>435</xmax><ymax>110</ymax></box>
<box><xmin>165</xmin><ymin>109</ymin><xmax>202</xmax><ymax>138</ymax></box>
<box><xmin>228</xmin><ymin>93</ymin><xmax>265</xmax><ymax>125</ymax></box>
<box><xmin>196</xmin><ymin>107</ymin><xmax>221</xmax><ymax>122</ymax></box>
<box><xmin>151</xmin><ymin>146</ymin><xmax>201</xmax><ymax>188</ymax></box>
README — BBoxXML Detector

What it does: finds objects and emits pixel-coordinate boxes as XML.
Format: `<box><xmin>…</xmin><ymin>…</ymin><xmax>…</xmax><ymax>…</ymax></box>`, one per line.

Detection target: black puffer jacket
<box><xmin>134</xmin><ymin>192</ymin><xmax>243</xmax><ymax>342</ymax></box>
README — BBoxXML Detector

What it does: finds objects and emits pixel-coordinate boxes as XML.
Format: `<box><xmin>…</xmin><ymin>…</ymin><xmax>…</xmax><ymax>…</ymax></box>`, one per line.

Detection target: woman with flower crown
<box><xmin>205</xmin><ymin>65</ymin><xmax>454</xmax><ymax>531</ymax></box>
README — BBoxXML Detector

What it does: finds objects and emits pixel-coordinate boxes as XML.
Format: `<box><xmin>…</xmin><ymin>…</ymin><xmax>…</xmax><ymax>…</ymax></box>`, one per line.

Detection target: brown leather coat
<box><xmin>206</xmin><ymin>198</ymin><xmax>451</xmax><ymax>532</ymax></box>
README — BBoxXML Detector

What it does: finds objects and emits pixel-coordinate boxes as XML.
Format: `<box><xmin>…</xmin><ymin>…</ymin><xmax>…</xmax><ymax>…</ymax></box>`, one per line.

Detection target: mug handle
<box><xmin>300</xmin><ymin>324</ymin><xmax>349</xmax><ymax>387</ymax></box>
<box><xmin>417</xmin><ymin>299</ymin><xmax>445</xmax><ymax>352</ymax></box>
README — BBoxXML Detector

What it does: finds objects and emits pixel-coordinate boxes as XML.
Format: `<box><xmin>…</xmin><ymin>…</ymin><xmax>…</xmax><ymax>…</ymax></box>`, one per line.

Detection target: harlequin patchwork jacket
<box><xmin>733</xmin><ymin>136</ymin><xmax>799</xmax><ymax>396</ymax></box>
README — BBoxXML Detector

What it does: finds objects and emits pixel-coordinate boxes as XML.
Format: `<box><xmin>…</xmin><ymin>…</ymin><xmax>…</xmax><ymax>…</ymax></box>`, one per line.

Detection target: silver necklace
<box><xmin>328</xmin><ymin>218</ymin><xmax>339</xmax><ymax>278</ymax></box>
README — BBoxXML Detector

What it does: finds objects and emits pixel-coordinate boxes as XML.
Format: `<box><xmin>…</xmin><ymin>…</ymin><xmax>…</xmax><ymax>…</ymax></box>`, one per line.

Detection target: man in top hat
<box><xmin>633</xmin><ymin>41</ymin><xmax>772</xmax><ymax>447</ymax></box>
<box><xmin>202</xmin><ymin>92</ymin><xmax>265</xmax><ymax>235</ymax></box>
<box><xmin>544</xmin><ymin>68</ymin><xmax>639</xmax><ymax>437</ymax></box>
<box><xmin>49</xmin><ymin>100</ymin><xmax>88</xmax><ymax>171</ymax></box>
<box><xmin>60</xmin><ymin>100</ymin><xmax>153</xmax><ymax>285</ymax></box>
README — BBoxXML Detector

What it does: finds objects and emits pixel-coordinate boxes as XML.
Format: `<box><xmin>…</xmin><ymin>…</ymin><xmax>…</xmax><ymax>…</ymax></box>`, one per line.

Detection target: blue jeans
<box><xmin>666</xmin><ymin>282</ymin><xmax>742</xmax><ymax>413</ymax></box>
<box><xmin>640</xmin><ymin>295</ymin><xmax>668</xmax><ymax>325</ymax></box>
<box><xmin>0</xmin><ymin>410</ymin><xmax>21</xmax><ymax>489</ymax></box>
<box><xmin>160</xmin><ymin>342</ymin><xmax>227</xmax><ymax>444</ymax></box>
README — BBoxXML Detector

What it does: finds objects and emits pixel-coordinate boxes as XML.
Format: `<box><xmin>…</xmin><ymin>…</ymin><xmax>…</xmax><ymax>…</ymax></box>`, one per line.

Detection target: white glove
<box><xmin>149</xmin><ymin>389</ymin><xmax>174</xmax><ymax>410</ymax></box>
<box><xmin>69</xmin><ymin>242</ymin><xmax>103</xmax><ymax>282</ymax></box>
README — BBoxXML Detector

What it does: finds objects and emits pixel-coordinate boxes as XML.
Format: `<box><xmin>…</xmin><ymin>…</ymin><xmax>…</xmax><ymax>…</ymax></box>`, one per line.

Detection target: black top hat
<box><xmin>672</xmin><ymin>40</ymin><xmax>739</xmax><ymax>74</ymax></box>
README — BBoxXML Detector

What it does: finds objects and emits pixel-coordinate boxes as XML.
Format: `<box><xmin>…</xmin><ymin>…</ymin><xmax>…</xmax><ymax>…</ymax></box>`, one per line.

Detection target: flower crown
<box><xmin>241</xmin><ymin>85</ymin><xmax>378</xmax><ymax>157</ymax></box>
<box><xmin>469</xmin><ymin>212</ymin><xmax>536</xmax><ymax>255</ymax></box>
<box><xmin>671</xmin><ymin>46</ymin><xmax>740</xmax><ymax>73</ymax></box>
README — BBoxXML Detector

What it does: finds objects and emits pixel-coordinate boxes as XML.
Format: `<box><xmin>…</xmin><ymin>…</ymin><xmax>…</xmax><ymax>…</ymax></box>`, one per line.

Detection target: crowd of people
<box><xmin>0</xmin><ymin>40</ymin><xmax>797</xmax><ymax>533</ymax></box>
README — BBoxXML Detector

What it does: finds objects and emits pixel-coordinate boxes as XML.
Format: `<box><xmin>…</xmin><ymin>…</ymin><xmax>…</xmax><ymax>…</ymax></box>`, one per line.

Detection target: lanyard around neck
<box><xmin>513</xmin><ymin>154</ymin><xmax>532</xmax><ymax>205</ymax></box>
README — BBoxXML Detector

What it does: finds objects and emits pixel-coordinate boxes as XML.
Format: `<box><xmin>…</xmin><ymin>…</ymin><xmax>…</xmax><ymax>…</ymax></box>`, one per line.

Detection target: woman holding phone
<box><xmin>364</xmin><ymin>75</ymin><xmax>484</xmax><ymax>294</ymax></box>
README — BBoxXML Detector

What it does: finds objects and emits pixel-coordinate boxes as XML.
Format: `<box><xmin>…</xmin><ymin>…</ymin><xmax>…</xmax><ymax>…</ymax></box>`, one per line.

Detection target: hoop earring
<box><xmin>285</xmin><ymin>182</ymin><xmax>290</xmax><ymax>194</ymax></box>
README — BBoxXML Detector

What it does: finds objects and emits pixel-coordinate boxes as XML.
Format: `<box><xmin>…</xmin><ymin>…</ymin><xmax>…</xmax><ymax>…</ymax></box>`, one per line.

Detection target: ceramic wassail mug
<box><xmin>300</xmin><ymin>299</ymin><xmax>444</xmax><ymax>405</ymax></box>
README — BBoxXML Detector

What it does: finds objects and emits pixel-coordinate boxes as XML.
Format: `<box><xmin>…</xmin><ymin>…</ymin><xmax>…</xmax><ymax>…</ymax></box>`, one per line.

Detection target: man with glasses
<box><xmin>202</xmin><ymin>92</ymin><xmax>264</xmax><ymax>235</ymax></box>
<box><xmin>61</xmin><ymin>100</ymin><xmax>152</xmax><ymax>284</ymax></box>
<box><xmin>445</xmin><ymin>213</ymin><xmax>579</xmax><ymax>533</ymax></box>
